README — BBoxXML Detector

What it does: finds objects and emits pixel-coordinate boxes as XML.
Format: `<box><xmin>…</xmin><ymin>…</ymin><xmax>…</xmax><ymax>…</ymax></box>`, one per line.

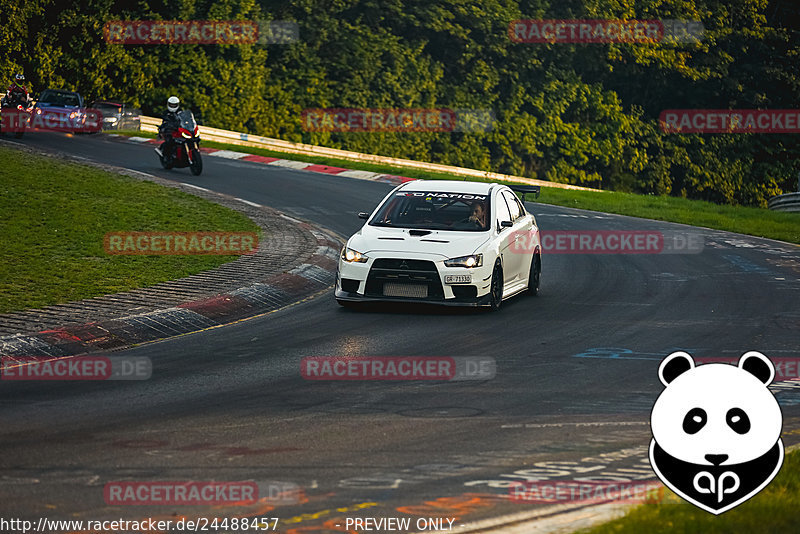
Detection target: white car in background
<box><xmin>335</xmin><ymin>180</ymin><xmax>542</xmax><ymax>310</ymax></box>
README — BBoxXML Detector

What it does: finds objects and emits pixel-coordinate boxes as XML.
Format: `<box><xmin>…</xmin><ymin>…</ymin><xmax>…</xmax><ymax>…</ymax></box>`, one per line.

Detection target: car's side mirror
<box><xmin>358</xmin><ymin>212</ymin><xmax>370</xmax><ymax>220</ymax></box>
<box><xmin>500</xmin><ymin>220</ymin><xmax>513</xmax><ymax>229</ymax></box>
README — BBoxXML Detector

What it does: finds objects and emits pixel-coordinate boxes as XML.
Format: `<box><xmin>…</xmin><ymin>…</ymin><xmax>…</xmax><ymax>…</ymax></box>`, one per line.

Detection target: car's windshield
<box><xmin>39</xmin><ymin>91</ymin><xmax>79</xmax><ymax>107</ymax></box>
<box><xmin>369</xmin><ymin>191</ymin><xmax>490</xmax><ymax>231</ymax></box>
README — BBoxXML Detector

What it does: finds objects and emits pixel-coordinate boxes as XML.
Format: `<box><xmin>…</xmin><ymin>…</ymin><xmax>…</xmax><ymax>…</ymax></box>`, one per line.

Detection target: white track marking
<box><xmin>236</xmin><ymin>198</ymin><xmax>261</xmax><ymax>208</ymax></box>
<box><xmin>209</xmin><ymin>150</ymin><xmax>248</xmax><ymax>159</ymax></box>
<box><xmin>268</xmin><ymin>159</ymin><xmax>313</xmax><ymax>169</ymax></box>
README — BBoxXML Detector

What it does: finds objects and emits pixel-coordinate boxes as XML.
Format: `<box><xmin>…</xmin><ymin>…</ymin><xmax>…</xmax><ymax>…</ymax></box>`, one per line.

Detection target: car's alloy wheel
<box><xmin>489</xmin><ymin>263</ymin><xmax>503</xmax><ymax>311</ymax></box>
<box><xmin>527</xmin><ymin>254</ymin><xmax>541</xmax><ymax>296</ymax></box>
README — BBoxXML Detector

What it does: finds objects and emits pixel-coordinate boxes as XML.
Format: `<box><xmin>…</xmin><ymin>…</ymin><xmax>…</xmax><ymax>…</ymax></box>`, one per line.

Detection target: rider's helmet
<box><xmin>167</xmin><ymin>96</ymin><xmax>180</xmax><ymax>113</ymax></box>
<box><xmin>14</xmin><ymin>74</ymin><xmax>25</xmax><ymax>86</ymax></box>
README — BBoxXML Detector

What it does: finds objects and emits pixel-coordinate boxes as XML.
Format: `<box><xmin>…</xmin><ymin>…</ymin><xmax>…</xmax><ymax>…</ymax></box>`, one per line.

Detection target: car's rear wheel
<box><xmin>489</xmin><ymin>263</ymin><xmax>503</xmax><ymax>311</ymax></box>
<box><xmin>527</xmin><ymin>253</ymin><xmax>541</xmax><ymax>296</ymax></box>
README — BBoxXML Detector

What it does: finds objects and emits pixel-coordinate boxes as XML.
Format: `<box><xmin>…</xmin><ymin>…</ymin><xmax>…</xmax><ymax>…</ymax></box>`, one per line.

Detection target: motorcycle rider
<box><xmin>155</xmin><ymin>96</ymin><xmax>181</xmax><ymax>160</ymax></box>
<box><xmin>2</xmin><ymin>74</ymin><xmax>30</xmax><ymax>108</ymax></box>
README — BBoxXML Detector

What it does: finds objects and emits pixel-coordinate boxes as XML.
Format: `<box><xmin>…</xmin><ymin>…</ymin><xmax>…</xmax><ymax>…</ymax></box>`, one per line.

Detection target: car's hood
<box><xmin>36</xmin><ymin>103</ymin><xmax>80</xmax><ymax>110</ymax></box>
<box><xmin>348</xmin><ymin>224</ymin><xmax>491</xmax><ymax>259</ymax></box>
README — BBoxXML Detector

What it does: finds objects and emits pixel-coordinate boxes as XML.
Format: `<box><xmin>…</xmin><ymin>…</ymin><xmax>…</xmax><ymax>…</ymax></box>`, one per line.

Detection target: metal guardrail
<box><xmin>768</xmin><ymin>192</ymin><xmax>800</xmax><ymax>212</ymax></box>
<box><xmin>140</xmin><ymin>116</ymin><xmax>596</xmax><ymax>191</ymax></box>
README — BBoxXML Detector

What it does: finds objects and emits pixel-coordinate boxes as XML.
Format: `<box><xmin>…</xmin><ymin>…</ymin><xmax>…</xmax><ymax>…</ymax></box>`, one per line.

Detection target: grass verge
<box><xmin>116</xmin><ymin>130</ymin><xmax>800</xmax><ymax>245</ymax></box>
<box><xmin>578</xmin><ymin>448</ymin><xmax>799</xmax><ymax>534</ymax></box>
<box><xmin>0</xmin><ymin>145</ymin><xmax>260</xmax><ymax>314</ymax></box>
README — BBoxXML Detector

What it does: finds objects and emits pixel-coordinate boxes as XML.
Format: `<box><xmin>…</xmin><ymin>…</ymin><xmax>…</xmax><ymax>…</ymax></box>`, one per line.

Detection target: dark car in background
<box><xmin>91</xmin><ymin>101</ymin><xmax>141</xmax><ymax>131</ymax></box>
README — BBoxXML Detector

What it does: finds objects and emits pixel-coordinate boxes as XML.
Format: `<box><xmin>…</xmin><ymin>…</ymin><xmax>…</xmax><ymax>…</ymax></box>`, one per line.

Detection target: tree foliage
<box><xmin>3</xmin><ymin>0</ymin><xmax>799</xmax><ymax>205</ymax></box>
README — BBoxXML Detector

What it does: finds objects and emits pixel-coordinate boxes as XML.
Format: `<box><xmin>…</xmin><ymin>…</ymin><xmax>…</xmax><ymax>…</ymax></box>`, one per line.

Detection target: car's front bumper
<box><xmin>336</xmin><ymin>253</ymin><xmax>493</xmax><ymax>307</ymax></box>
<box><xmin>334</xmin><ymin>287</ymin><xmax>492</xmax><ymax>306</ymax></box>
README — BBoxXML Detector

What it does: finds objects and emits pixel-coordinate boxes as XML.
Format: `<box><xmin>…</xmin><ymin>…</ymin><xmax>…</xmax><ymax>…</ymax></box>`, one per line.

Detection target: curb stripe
<box><xmin>269</xmin><ymin>159</ymin><xmax>314</xmax><ymax>169</ymax></box>
<box><xmin>0</xmin><ymin>216</ymin><xmax>343</xmax><ymax>358</ymax></box>
<box><xmin>303</xmin><ymin>164</ymin><xmax>349</xmax><ymax>174</ymax></box>
<box><xmin>208</xmin><ymin>149</ymin><xmax>248</xmax><ymax>160</ymax></box>
<box><xmin>337</xmin><ymin>170</ymin><xmax>381</xmax><ymax>180</ymax></box>
<box><xmin>242</xmin><ymin>155</ymin><xmax>280</xmax><ymax>164</ymax></box>
<box><xmin>116</xmin><ymin>136</ymin><xmax>416</xmax><ymax>185</ymax></box>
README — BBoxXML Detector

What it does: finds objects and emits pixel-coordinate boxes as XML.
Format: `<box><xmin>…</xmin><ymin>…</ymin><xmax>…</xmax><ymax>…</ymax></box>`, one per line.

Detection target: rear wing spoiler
<box><xmin>508</xmin><ymin>184</ymin><xmax>541</xmax><ymax>202</ymax></box>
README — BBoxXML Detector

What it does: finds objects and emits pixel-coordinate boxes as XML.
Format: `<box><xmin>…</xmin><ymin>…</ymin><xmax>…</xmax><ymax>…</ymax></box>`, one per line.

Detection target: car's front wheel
<box><xmin>527</xmin><ymin>253</ymin><xmax>541</xmax><ymax>296</ymax></box>
<box><xmin>489</xmin><ymin>262</ymin><xmax>503</xmax><ymax>311</ymax></box>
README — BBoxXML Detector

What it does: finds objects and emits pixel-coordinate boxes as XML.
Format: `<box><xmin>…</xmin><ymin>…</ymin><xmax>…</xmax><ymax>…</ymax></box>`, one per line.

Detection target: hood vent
<box><xmin>378</xmin><ymin>237</ymin><xmax>404</xmax><ymax>240</ymax></box>
<box><xmin>420</xmin><ymin>239</ymin><xmax>449</xmax><ymax>243</ymax></box>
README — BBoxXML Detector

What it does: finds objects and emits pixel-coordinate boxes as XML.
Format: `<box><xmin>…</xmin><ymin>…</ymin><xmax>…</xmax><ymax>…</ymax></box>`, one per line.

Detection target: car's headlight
<box><xmin>341</xmin><ymin>247</ymin><xmax>368</xmax><ymax>263</ymax></box>
<box><xmin>444</xmin><ymin>254</ymin><xmax>483</xmax><ymax>268</ymax></box>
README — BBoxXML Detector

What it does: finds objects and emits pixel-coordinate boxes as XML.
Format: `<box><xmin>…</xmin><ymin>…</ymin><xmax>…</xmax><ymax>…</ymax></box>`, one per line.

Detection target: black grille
<box><xmin>371</xmin><ymin>259</ymin><xmax>436</xmax><ymax>271</ymax></box>
<box><xmin>340</xmin><ymin>278</ymin><xmax>360</xmax><ymax>292</ymax></box>
<box><xmin>365</xmin><ymin>259</ymin><xmax>443</xmax><ymax>299</ymax></box>
<box><xmin>451</xmin><ymin>285</ymin><xmax>478</xmax><ymax>299</ymax></box>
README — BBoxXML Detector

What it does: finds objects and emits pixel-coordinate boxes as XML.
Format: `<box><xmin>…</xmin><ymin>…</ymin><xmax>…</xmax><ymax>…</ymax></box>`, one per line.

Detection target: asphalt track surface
<box><xmin>2</xmin><ymin>131</ymin><xmax>800</xmax><ymax>532</ymax></box>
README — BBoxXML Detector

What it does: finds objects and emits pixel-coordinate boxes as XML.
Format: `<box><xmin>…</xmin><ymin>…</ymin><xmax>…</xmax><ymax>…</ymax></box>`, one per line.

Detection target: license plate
<box><xmin>445</xmin><ymin>274</ymin><xmax>472</xmax><ymax>284</ymax></box>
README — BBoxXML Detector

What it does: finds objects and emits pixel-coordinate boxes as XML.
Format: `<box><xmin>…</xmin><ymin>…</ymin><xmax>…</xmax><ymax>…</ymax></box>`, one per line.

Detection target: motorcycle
<box><xmin>0</xmin><ymin>92</ymin><xmax>32</xmax><ymax>139</ymax></box>
<box><xmin>155</xmin><ymin>110</ymin><xmax>203</xmax><ymax>176</ymax></box>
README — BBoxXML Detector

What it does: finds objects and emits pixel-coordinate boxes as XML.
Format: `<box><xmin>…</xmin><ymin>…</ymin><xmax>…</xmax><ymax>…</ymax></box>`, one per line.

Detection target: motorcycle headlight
<box><xmin>341</xmin><ymin>247</ymin><xmax>368</xmax><ymax>263</ymax></box>
<box><xmin>444</xmin><ymin>254</ymin><xmax>483</xmax><ymax>268</ymax></box>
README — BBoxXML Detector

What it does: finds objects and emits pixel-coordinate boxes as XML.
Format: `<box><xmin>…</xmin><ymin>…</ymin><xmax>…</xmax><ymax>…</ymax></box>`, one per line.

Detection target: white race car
<box><xmin>335</xmin><ymin>180</ymin><xmax>542</xmax><ymax>310</ymax></box>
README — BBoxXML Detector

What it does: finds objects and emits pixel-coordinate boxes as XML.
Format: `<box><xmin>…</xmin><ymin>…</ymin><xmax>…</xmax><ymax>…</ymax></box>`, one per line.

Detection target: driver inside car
<box><xmin>464</xmin><ymin>201</ymin><xmax>487</xmax><ymax>229</ymax></box>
